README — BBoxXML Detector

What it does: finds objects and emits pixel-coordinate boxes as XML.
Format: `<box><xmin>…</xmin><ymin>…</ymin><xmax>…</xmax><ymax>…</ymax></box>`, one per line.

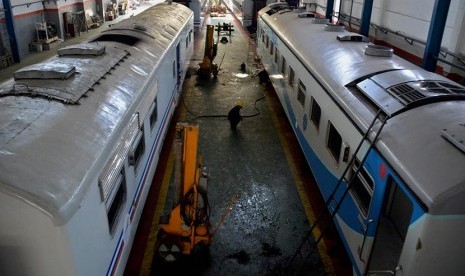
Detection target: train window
<box><xmin>297</xmin><ymin>80</ymin><xmax>306</xmax><ymax>107</ymax></box>
<box><xmin>266</xmin><ymin>35</ymin><xmax>269</xmax><ymax>48</ymax></box>
<box><xmin>129</xmin><ymin>128</ymin><xmax>145</xmax><ymax>168</ymax></box>
<box><xmin>270</xmin><ymin>42</ymin><xmax>274</xmax><ymax>55</ymax></box>
<box><xmin>310</xmin><ymin>97</ymin><xmax>321</xmax><ymax>130</ymax></box>
<box><xmin>281</xmin><ymin>57</ymin><xmax>286</xmax><ymax>75</ymax></box>
<box><xmin>327</xmin><ymin>122</ymin><xmax>342</xmax><ymax>163</ymax></box>
<box><xmin>349</xmin><ymin>159</ymin><xmax>374</xmax><ymax>217</ymax></box>
<box><xmin>186</xmin><ymin>35</ymin><xmax>188</xmax><ymax>48</ymax></box>
<box><xmin>149</xmin><ymin>98</ymin><xmax>158</xmax><ymax>130</ymax></box>
<box><xmin>275</xmin><ymin>49</ymin><xmax>279</xmax><ymax>64</ymax></box>
<box><xmin>288</xmin><ymin>66</ymin><xmax>295</xmax><ymax>86</ymax></box>
<box><xmin>173</xmin><ymin>61</ymin><xmax>176</xmax><ymax>78</ymax></box>
<box><xmin>107</xmin><ymin>169</ymin><xmax>126</xmax><ymax>236</ymax></box>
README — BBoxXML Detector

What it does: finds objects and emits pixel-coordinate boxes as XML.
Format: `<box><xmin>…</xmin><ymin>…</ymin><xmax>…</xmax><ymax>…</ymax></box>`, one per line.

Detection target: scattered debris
<box><xmin>261</xmin><ymin>243</ymin><xmax>282</xmax><ymax>257</ymax></box>
<box><xmin>227</xmin><ymin>250</ymin><xmax>250</xmax><ymax>264</ymax></box>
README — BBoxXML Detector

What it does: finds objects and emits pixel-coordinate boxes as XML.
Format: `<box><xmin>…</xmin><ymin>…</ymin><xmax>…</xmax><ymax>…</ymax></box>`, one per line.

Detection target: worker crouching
<box><xmin>228</xmin><ymin>100</ymin><xmax>243</xmax><ymax>130</ymax></box>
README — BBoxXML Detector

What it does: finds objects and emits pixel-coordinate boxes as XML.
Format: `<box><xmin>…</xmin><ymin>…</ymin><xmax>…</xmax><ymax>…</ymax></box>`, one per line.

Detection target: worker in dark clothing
<box><xmin>228</xmin><ymin>100</ymin><xmax>243</xmax><ymax>130</ymax></box>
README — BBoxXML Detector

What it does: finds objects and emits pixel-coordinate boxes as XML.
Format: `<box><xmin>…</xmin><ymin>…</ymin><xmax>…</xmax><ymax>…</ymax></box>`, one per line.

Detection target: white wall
<box><xmin>336</xmin><ymin>0</ymin><xmax>465</xmax><ymax>78</ymax></box>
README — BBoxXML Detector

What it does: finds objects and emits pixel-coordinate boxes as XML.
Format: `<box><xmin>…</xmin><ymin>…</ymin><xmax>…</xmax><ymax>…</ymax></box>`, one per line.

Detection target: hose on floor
<box><xmin>181</xmin><ymin>92</ymin><xmax>265</xmax><ymax>119</ymax></box>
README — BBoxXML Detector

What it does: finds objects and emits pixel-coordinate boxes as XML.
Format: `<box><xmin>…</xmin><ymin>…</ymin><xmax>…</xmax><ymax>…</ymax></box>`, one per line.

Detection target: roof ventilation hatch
<box><xmin>313</xmin><ymin>18</ymin><xmax>330</xmax><ymax>24</ymax></box>
<box><xmin>14</xmin><ymin>63</ymin><xmax>76</xmax><ymax>80</ymax></box>
<box><xmin>298</xmin><ymin>12</ymin><xmax>315</xmax><ymax>18</ymax></box>
<box><xmin>337</xmin><ymin>34</ymin><xmax>369</xmax><ymax>42</ymax></box>
<box><xmin>133</xmin><ymin>24</ymin><xmax>147</xmax><ymax>31</ymax></box>
<box><xmin>324</xmin><ymin>23</ymin><xmax>345</xmax><ymax>32</ymax></box>
<box><xmin>58</xmin><ymin>43</ymin><xmax>106</xmax><ymax>56</ymax></box>
<box><xmin>365</xmin><ymin>45</ymin><xmax>393</xmax><ymax>57</ymax></box>
<box><xmin>388</xmin><ymin>81</ymin><xmax>465</xmax><ymax>105</ymax></box>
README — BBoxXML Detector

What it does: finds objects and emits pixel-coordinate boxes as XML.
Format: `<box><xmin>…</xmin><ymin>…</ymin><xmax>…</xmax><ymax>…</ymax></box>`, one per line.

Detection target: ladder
<box><xmin>286</xmin><ymin>110</ymin><xmax>389</xmax><ymax>274</ymax></box>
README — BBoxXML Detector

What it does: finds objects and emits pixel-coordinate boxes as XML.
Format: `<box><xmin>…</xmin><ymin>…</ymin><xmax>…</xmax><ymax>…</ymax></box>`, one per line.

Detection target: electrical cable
<box><xmin>180</xmin><ymin>186</ymin><xmax>210</xmax><ymax>226</ymax></box>
<box><xmin>182</xmin><ymin>25</ymin><xmax>267</xmax><ymax>119</ymax></box>
<box><xmin>181</xmin><ymin>91</ymin><xmax>265</xmax><ymax>119</ymax></box>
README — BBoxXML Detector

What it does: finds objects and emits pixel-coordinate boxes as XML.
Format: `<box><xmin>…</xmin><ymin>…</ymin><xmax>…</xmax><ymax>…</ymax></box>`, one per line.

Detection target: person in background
<box><xmin>228</xmin><ymin>100</ymin><xmax>243</xmax><ymax>130</ymax></box>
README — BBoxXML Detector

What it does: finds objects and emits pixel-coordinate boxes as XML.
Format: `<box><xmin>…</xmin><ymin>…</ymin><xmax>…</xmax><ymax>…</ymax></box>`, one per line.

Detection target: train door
<box><xmin>252</xmin><ymin>0</ymin><xmax>267</xmax><ymax>29</ymax></box>
<box><xmin>365</xmin><ymin>177</ymin><xmax>412</xmax><ymax>275</ymax></box>
<box><xmin>349</xmin><ymin>160</ymin><xmax>412</xmax><ymax>275</ymax></box>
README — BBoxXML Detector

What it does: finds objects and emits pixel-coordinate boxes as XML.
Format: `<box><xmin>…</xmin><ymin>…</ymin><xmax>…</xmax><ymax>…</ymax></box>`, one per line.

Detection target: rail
<box><xmin>367</xmin><ymin>266</ymin><xmax>402</xmax><ymax>275</ymax></box>
<box><xmin>434</xmin><ymin>56</ymin><xmax>465</xmax><ymax>73</ymax></box>
<box><xmin>0</xmin><ymin>0</ymin><xmax>61</xmax><ymax>10</ymax></box>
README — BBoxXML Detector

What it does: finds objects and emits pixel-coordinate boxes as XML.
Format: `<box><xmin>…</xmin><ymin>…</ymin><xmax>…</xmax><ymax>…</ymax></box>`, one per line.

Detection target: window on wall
<box><xmin>281</xmin><ymin>57</ymin><xmax>286</xmax><ymax>75</ymax></box>
<box><xmin>262</xmin><ymin>30</ymin><xmax>265</xmax><ymax>43</ymax></box>
<box><xmin>349</xmin><ymin>158</ymin><xmax>374</xmax><ymax>217</ymax></box>
<box><xmin>327</xmin><ymin>122</ymin><xmax>342</xmax><ymax>163</ymax></box>
<box><xmin>288</xmin><ymin>66</ymin><xmax>295</xmax><ymax>86</ymax></box>
<box><xmin>310</xmin><ymin>97</ymin><xmax>321</xmax><ymax>130</ymax></box>
<box><xmin>275</xmin><ymin>48</ymin><xmax>279</xmax><ymax>64</ymax></box>
<box><xmin>270</xmin><ymin>42</ymin><xmax>274</xmax><ymax>55</ymax></box>
<box><xmin>297</xmin><ymin>80</ymin><xmax>306</xmax><ymax>107</ymax></box>
<box><xmin>266</xmin><ymin>35</ymin><xmax>269</xmax><ymax>48</ymax></box>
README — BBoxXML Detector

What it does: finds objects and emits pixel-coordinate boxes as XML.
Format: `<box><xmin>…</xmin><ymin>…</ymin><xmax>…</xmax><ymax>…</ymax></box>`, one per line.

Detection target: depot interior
<box><xmin>1</xmin><ymin>0</ymin><xmax>464</xmax><ymax>81</ymax></box>
<box><xmin>0</xmin><ymin>0</ymin><xmax>464</xmax><ymax>275</ymax></box>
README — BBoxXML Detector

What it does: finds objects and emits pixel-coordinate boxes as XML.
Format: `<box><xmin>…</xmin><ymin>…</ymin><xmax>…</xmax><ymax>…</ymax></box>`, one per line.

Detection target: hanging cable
<box><xmin>182</xmin><ymin>24</ymin><xmax>266</xmax><ymax>120</ymax></box>
<box><xmin>181</xmin><ymin>91</ymin><xmax>265</xmax><ymax>119</ymax></box>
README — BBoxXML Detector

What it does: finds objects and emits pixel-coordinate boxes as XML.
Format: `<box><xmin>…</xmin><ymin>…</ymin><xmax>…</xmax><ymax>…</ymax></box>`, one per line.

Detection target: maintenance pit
<box><xmin>125</xmin><ymin>9</ymin><xmax>351</xmax><ymax>276</ymax></box>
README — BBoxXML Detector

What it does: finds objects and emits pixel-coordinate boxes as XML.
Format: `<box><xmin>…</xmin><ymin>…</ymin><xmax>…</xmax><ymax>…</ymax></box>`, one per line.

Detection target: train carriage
<box><xmin>0</xmin><ymin>3</ymin><xmax>193</xmax><ymax>275</ymax></box>
<box><xmin>258</xmin><ymin>3</ymin><xmax>465</xmax><ymax>275</ymax></box>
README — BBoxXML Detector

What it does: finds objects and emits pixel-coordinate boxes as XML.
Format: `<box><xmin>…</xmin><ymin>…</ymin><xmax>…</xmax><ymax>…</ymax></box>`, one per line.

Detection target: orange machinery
<box><xmin>156</xmin><ymin>123</ymin><xmax>211</xmax><ymax>262</ymax></box>
<box><xmin>198</xmin><ymin>25</ymin><xmax>218</xmax><ymax>79</ymax></box>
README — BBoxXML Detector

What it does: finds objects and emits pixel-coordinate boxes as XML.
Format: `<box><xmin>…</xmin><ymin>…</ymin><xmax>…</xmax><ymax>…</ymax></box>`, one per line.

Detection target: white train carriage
<box><xmin>258</xmin><ymin>3</ymin><xmax>465</xmax><ymax>275</ymax></box>
<box><xmin>0</xmin><ymin>3</ymin><xmax>193</xmax><ymax>275</ymax></box>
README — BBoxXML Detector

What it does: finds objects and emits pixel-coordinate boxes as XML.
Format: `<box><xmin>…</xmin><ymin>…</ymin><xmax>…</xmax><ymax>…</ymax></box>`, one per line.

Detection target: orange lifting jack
<box><xmin>198</xmin><ymin>25</ymin><xmax>219</xmax><ymax>79</ymax></box>
<box><xmin>155</xmin><ymin>123</ymin><xmax>211</xmax><ymax>262</ymax></box>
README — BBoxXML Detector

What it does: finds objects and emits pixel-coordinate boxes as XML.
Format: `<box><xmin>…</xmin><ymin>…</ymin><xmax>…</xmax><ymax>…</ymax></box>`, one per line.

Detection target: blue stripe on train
<box><xmin>106</xmin><ymin>85</ymin><xmax>178</xmax><ymax>276</ymax></box>
<box><xmin>282</xmin><ymin>89</ymin><xmax>424</xmax><ymax>234</ymax></box>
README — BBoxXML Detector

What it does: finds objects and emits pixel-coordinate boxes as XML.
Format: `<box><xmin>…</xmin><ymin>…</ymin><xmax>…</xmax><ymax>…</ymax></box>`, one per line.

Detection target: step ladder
<box><xmin>286</xmin><ymin>110</ymin><xmax>389</xmax><ymax>274</ymax></box>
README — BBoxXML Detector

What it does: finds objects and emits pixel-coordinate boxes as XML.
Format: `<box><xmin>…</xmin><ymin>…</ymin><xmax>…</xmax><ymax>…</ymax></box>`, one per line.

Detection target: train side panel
<box><xmin>0</xmin><ymin>193</ymin><xmax>75</xmax><ymax>275</ymax></box>
<box><xmin>257</xmin><ymin>8</ymin><xmax>465</xmax><ymax>275</ymax></box>
<box><xmin>258</xmin><ymin>16</ymin><xmax>368</xmax><ymax>268</ymax></box>
<box><xmin>258</xmin><ymin>3</ymin><xmax>465</xmax><ymax>275</ymax></box>
<box><xmin>403</xmin><ymin>216</ymin><xmax>465</xmax><ymax>275</ymax></box>
<box><xmin>0</xmin><ymin>3</ymin><xmax>194</xmax><ymax>276</ymax></box>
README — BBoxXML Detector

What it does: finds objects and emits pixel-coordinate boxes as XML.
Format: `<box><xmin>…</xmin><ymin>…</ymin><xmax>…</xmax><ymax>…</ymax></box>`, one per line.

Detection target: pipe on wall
<box><xmin>1</xmin><ymin>0</ymin><xmax>19</xmax><ymax>62</ymax></box>
<box><xmin>422</xmin><ymin>0</ymin><xmax>451</xmax><ymax>72</ymax></box>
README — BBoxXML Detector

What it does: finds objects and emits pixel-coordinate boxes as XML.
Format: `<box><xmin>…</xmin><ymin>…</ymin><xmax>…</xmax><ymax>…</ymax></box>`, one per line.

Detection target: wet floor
<box><xmin>147</xmin><ymin>12</ymin><xmax>328</xmax><ymax>276</ymax></box>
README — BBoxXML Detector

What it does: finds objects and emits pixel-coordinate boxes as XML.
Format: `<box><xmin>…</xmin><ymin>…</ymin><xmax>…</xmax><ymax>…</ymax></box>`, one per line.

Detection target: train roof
<box><xmin>259</xmin><ymin>4</ymin><xmax>465</xmax><ymax>215</ymax></box>
<box><xmin>0</xmin><ymin>3</ymin><xmax>192</xmax><ymax>225</ymax></box>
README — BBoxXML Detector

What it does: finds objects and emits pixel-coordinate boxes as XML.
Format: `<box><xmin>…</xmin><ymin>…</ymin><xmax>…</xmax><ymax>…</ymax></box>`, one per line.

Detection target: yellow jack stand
<box><xmin>155</xmin><ymin>123</ymin><xmax>211</xmax><ymax>262</ymax></box>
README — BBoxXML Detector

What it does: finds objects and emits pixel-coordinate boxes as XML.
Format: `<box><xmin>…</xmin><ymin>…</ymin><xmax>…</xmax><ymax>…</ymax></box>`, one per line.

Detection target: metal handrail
<box><xmin>336</xmin><ymin>11</ymin><xmax>465</xmax><ymax>73</ymax></box>
<box><xmin>358</xmin><ymin>219</ymin><xmax>375</xmax><ymax>262</ymax></box>
<box><xmin>367</xmin><ymin>266</ymin><xmax>402</xmax><ymax>275</ymax></box>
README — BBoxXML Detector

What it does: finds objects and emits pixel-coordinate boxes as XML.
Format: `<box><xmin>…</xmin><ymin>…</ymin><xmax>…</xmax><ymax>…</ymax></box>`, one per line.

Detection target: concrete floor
<box><xmin>146</xmin><ymin>12</ymin><xmax>329</xmax><ymax>276</ymax></box>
